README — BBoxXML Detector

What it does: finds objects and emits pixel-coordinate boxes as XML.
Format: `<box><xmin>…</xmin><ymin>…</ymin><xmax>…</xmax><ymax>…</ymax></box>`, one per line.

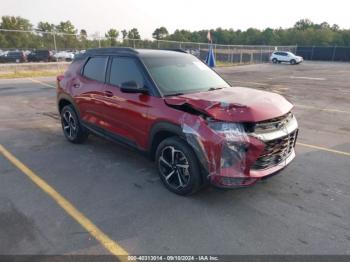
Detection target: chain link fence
<box><xmin>296</xmin><ymin>46</ymin><xmax>350</xmax><ymax>62</ymax></box>
<box><xmin>0</xmin><ymin>29</ymin><xmax>296</xmax><ymax>66</ymax></box>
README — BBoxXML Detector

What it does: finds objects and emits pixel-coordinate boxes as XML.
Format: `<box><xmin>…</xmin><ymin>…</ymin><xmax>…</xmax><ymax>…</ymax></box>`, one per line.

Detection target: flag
<box><xmin>206</xmin><ymin>31</ymin><xmax>212</xmax><ymax>42</ymax></box>
<box><xmin>205</xmin><ymin>44</ymin><xmax>216</xmax><ymax>68</ymax></box>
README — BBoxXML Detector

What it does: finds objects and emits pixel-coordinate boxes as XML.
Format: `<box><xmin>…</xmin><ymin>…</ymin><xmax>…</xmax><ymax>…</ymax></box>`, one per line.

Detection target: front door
<box><xmin>100</xmin><ymin>56</ymin><xmax>152</xmax><ymax>147</ymax></box>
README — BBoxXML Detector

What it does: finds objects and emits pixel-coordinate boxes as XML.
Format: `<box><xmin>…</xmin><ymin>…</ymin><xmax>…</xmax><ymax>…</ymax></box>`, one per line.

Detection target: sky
<box><xmin>1</xmin><ymin>0</ymin><xmax>349</xmax><ymax>39</ymax></box>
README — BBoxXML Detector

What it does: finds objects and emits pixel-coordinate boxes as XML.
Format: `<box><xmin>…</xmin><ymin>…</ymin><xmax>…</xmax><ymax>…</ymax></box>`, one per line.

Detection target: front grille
<box><xmin>252</xmin><ymin>129</ymin><xmax>298</xmax><ymax>170</ymax></box>
<box><xmin>254</xmin><ymin>112</ymin><xmax>293</xmax><ymax>133</ymax></box>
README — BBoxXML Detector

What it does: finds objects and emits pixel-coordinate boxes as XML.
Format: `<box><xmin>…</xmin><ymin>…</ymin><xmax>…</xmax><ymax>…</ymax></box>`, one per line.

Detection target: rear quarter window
<box><xmin>83</xmin><ymin>56</ymin><xmax>108</xmax><ymax>82</ymax></box>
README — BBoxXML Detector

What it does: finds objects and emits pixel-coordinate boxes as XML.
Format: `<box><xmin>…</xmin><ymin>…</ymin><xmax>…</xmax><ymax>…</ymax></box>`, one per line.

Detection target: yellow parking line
<box><xmin>0</xmin><ymin>144</ymin><xmax>129</xmax><ymax>260</ymax></box>
<box><xmin>27</xmin><ymin>77</ymin><xmax>56</xmax><ymax>88</ymax></box>
<box><xmin>297</xmin><ymin>142</ymin><xmax>350</xmax><ymax>157</ymax></box>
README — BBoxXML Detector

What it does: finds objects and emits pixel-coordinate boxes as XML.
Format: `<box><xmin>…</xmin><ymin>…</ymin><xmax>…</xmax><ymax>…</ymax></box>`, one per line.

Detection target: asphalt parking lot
<box><xmin>0</xmin><ymin>61</ymin><xmax>349</xmax><ymax>256</ymax></box>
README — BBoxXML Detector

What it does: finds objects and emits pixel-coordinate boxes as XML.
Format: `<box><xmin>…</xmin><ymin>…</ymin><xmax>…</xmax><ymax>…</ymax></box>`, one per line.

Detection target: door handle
<box><xmin>73</xmin><ymin>83</ymin><xmax>80</xmax><ymax>88</ymax></box>
<box><xmin>104</xmin><ymin>91</ymin><xmax>113</xmax><ymax>97</ymax></box>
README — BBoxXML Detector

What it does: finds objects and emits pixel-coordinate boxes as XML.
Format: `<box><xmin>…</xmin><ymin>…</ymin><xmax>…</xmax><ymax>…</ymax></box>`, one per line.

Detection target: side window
<box><xmin>109</xmin><ymin>57</ymin><xmax>144</xmax><ymax>88</ymax></box>
<box><xmin>281</xmin><ymin>52</ymin><xmax>287</xmax><ymax>56</ymax></box>
<box><xmin>83</xmin><ymin>57</ymin><xmax>108</xmax><ymax>82</ymax></box>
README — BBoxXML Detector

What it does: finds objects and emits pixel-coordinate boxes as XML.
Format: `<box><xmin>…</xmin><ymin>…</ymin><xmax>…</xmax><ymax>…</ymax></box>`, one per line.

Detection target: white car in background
<box><xmin>0</xmin><ymin>50</ymin><xmax>8</xmax><ymax>57</ymax></box>
<box><xmin>54</xmin><ymin>51</ymin><xmax>75</xmax><ymax>61</ymax></box>
<box><xmin>270</xmin><ymin>51</ymin><xmax>303</xmax><ymax>65</ymax></box>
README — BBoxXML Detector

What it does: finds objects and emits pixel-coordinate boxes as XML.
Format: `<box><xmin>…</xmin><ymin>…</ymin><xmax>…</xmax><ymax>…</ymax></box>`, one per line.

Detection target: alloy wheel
<box><xmin>62</xmin><ymin>110</ymin><xmax>77</xmax><ymax>139</ymax></box>
<box><xmin>158</xmin><ymin>146</ymin><xmax>191</xmax><ymax>190</ymax></box>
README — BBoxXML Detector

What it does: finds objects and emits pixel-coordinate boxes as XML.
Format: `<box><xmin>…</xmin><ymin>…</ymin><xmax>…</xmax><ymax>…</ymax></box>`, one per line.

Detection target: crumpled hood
<box><xmin>165</xmin><ymin>86</ymin><xmax>293</xmax><ymax>122</ymax></box>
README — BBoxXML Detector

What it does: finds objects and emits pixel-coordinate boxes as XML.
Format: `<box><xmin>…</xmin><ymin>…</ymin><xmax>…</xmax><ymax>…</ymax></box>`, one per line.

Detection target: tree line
<box><xmin>1</xmin><ymin>16</ymin><xmax>350</xmax><ymax>50</ymax></box>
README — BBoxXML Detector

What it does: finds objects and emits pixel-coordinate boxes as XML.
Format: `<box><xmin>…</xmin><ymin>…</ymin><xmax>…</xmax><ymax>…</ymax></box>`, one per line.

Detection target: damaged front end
<box><xmin>166</xmin><ymin>96</ymin><xmax>298</xmax><ymax>188</ymax></box>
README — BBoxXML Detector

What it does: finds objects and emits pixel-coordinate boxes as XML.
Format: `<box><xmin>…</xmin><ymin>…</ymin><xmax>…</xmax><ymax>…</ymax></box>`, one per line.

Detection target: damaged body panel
<box><xmin>165</xmin><ymin>88</ymin><xmax>298</xmax><ymax>188</ymax></box>
<box><xmin>165</xmin><ymin>86</ymin><xmax>293</xmax><ymax>122</ymax></box>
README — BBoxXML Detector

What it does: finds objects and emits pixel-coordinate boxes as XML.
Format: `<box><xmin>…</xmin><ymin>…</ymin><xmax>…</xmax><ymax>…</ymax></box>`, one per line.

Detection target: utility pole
<box><xmin>52</xmin><ymin>31</ymin><xmax>59</xmax><ymax>72</ymax></box>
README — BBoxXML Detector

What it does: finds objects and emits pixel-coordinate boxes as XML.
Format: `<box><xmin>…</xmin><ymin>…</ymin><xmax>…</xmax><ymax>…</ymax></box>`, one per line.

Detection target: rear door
<box><xmin>72</xmin><ymin>56</ymin><xmax>109</xmax><ymax>129</ymax></box>
<box><xmin>101</xmin><ymin>56</ymin><xmax>152</xmax><ymax>147</ymax></box>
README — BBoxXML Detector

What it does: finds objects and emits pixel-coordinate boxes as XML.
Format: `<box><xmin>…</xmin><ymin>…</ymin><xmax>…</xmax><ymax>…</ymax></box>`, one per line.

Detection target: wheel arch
<box><xmin>148</xmin><ymin>121</ymin><xmax>209</xmax><ymax>179</ymax></box>
<box><xmin>149</xmin><ymin>121</ymin><xmax>184</xmax><ymax>160</ymax></box>
<box><xmin>57</xmin><ymin>94</ymin><xmax>81</xmax><ymax>117</ymax></box>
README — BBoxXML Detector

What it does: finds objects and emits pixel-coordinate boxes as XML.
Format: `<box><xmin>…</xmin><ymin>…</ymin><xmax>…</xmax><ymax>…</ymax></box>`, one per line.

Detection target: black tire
<box><xmin>290</xmin><ymin>59</ymin><xmax>296</xmax><ymax>65</ymax></box>
<box><xmin>60</xmin><ymin>105</ymin><xmax>88</xmax><ymax>143</ymax></box>
<box><xmin>155</xmin><ymin>137</ymin><xmax>202</xmax><ymax>195</ymax></box>
<box><xmin>272</xmin><ymin>58</ymin><xmax>278</xmax><ymax>64</ymax></box>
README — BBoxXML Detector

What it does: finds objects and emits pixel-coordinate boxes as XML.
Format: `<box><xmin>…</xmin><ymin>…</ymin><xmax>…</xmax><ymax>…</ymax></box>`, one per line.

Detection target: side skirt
<box><xmin>81</xmin><ymin>121</ymin><xmax>149</xmax><ymax>156</ymax></box>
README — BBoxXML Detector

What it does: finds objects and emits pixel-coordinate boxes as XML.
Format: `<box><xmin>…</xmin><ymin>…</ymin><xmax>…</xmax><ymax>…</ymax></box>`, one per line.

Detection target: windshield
<box><xmin>142</xmin><ymin>54</ymin><xmax>230</xmax><ymax>96</ymax></box>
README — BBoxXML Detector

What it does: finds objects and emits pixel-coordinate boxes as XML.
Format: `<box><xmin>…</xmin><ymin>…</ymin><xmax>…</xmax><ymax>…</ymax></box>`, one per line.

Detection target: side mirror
<box><xmin>120</xmin><ymin>81</ymin><xmax>148</xmax><ymax>94</ymax></box>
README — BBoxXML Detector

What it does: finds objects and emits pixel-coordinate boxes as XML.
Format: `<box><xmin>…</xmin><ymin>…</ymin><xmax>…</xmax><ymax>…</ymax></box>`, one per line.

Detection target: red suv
<box><xmin>57</xmin><ymin>48</ymin><xmax>298</xmax><ymax>195</ymax></box>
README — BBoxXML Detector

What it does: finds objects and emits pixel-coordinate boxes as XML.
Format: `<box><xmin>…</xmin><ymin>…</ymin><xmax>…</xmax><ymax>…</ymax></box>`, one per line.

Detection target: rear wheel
<box><xmin>61</xmin><ymin>105</ymin><xmax>88</xmax><ymax>143</ymax></box>
<box><xmin>155</xmin><ymin>137</ymin><xmax>202</xmax><ymax>195</ymax></box>
<box><xmin>272</xmin><ymin>58</ymin><xmax>278</xmax><ymax>64</ymax></box>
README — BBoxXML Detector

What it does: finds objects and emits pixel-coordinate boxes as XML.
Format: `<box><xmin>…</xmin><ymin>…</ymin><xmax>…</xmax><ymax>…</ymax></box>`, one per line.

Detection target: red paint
<box><xmin>57</xmin><ymin>56</ymin><xmax>297</xmax><ymax>188</ymax></box>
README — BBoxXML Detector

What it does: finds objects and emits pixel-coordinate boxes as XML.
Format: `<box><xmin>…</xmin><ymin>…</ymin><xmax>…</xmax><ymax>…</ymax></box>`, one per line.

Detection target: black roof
<box><xmin>75</xmin><ymin>47</ymin><xmax>189</xmax><ymax>60</ymax></box>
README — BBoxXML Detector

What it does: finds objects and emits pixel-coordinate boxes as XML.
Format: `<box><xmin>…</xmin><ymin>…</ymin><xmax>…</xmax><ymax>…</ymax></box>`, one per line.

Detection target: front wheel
<box><xmin>290</xmin><ymin>59</ymin><xmax>296</xmax><ymax>65</ymax></box>
<box><xmin>155</xmin><ymin>137</ymin><xmax>202</xmax><ymax>195</ymax></box>
<box><xmin>272</xmin><ymin>58</ymin><xmax>278</xmax><ymax>64</ymax></box>
<box><xmin>61</xmin><ymin>105</ymin><xmax>88</xmax><ymax>143</ymax></box>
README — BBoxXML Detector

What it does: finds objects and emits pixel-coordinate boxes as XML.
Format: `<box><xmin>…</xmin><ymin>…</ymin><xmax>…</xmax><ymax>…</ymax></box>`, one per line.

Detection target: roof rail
<box><xmin>85</xmin><ymin>47</ymin><xmax>138</xmax><ymax>55</ymax></box>
<box><xmin>161</xmin><ymin>48</ymin><xmax>188</xmax><ymax>53</ymax></box>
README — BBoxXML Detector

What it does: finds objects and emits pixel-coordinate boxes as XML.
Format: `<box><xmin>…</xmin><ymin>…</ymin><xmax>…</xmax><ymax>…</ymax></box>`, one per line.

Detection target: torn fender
<box><xmin>180</xmin><ymin>114</ymin><xmax>266</xmax><ymax>188</ymax></box>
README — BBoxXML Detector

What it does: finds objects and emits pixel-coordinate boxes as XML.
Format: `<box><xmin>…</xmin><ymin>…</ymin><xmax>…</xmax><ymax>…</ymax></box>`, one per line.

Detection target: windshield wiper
<box><xmin>165</xmin><ymin>92</ymin><xmax>184</xmax><ymax>97</ymax></box>
<box><xmin>207</xmin><ymin>87</ymin><xmax>224</xmax><ymax>91</ymax></box>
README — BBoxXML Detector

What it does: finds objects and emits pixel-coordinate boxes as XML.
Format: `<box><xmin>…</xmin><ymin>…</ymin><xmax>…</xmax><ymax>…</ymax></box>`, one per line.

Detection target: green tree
<box><xmin>105</xmin><ymin>28</ymin><xmax>119</xmax><ymax>46</ymax></box>
<box><xmin>167</xmin><ymin>29</ymin><xmax>192</xmax><ymax>42</ymax></box>
<box><xmin>55</xmin><ymin>20</ymin><xmax>78</xmax><ymax>50</ymax></box>
<box><xmin>55</xmin><ymin>20</ymin><xmax>77</xmax><ymax>34</ymax></box>
<box><xmin>127</xmin><ymin>28</ymin><xmax>140</xmax><ymax>39</ymax></box>
<box><xmin>121</xmin><ymin>29</ymin><xmax>128</xmax><ymax>39</ymax></box>
<box><xmin>152</xmin><ymin>26</ymin><xmax>169</xmax><ymax>40</ymax></box>
<box><xmin>37</xmin><ymin>21</ymin><xmax>55</xmax><ymax>32</ymax></box>
<box><xmin>0</xmin><ymin>16</ymin><xmax>32</xmax><ymax>30</ymax></box>
<box><xmin>80</xmin><ymin>29</ymin><xmax>87</xmax><ymax>38</ymax></box>
<box><xmin>331</xmin><ymin>24</ymin><xmax>340</xmax><ymax>32</ymax></box>
<box><xmin>294</xmin><ymin>19</ymin><xmax>314</xmax><ymax>30</ymax></box>
<box><xmin>79</xmin><ymin>29</ymin><xmax>88</xmax><ymax>49</ymax></box>
<box><xmin>36</xmin><ymin>21</ymin><xmax>56</xmax><ymax>49</ymax></box>
<box><xmin>0</xmin><ymin>16</ymin><xmax>33</xmax><ymax>48</ymax></box>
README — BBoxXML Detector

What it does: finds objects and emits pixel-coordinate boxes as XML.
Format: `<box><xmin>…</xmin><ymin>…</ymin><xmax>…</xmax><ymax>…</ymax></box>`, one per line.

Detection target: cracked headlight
<box><xmin>208</xmin><ymin>121</ymin><xmax>249</xmax><ymax>168</ymax></box>
<box><xmin>207</xmin><ymin>122</ymin><xmax>246</xmax><ymax>140</ymax></box>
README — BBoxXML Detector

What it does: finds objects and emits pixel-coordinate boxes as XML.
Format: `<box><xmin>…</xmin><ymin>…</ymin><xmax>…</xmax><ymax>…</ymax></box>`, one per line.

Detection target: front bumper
<box><xmin>208</xmin><ymin>115</ymin><xmax>299</xmax><ymax>188</ymax></box>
